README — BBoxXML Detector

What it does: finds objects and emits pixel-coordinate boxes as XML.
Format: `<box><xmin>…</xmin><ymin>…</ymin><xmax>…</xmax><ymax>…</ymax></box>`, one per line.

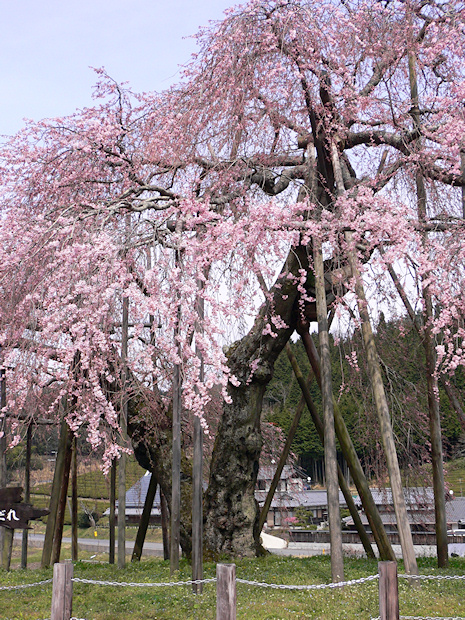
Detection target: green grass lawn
<box><xmin>6</xmin><ymin>457</ymin><xmax>465</xmax><ymax>617</ymax></box>
<box><xmin>1</xmin><ymin>555</ymin><xmax>465</xmax><ymax>619</ymax></box>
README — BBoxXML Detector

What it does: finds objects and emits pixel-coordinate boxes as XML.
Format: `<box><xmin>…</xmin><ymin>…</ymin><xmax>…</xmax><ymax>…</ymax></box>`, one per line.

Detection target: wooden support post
<box><xmin>51</xmin><ymin>428</ymin><xmax>73</xmax><ymax>565</ymax></box>
<box><xmin>192</xmin><ymin>413</ymin><xmax>203</xmax><ymax>592</ymax></box>
<box><xmin>2</xmin><ymin>528</ymin><xmax>13</xmax><ymax>571</ymax></box>
<box><xmin>300</xmin><ymin>329</ymin><xmax>394</xmax><ymax>561</ymax></box>
<box><xmin>216</xmin><ymin>563</ymin><xmax>236</xmax><ymax>620</ymax></box>
<box><xmin>132</xmin><ymin>473</ymin><xmax>157</xmax><ymax>562</ymax></box>
<box><xmin>345</xmin><ymin>231</ymin><xmax>418</xmax><ymax>576</ymax></box>
<box><xmin>21</xmin><ymin>422</ymin><xmax>32</xmax><ymax>569</ymax></box>
<box><xmin>313</xmin><ymin>236</ymin><xmax>344</xmax><ymax>583</ymax></box>
<box><xmin>192</xmin><ymin>290</ymin><xmax>204</xmax><ymax>593</ymax></box>
<box><xmin>408</xmin><ymin>51</ymin><xmax>448</xmax><ymax>569</ymax></box>
<box><xmin>71</xmin><ymin>435</ymin><xmax>78</xmax><ymax>562</ymax></box>
<box><xmin>51</xmin><ymin>562</ymin><xmax>73</xmax><ymax>620</ymax></box>
<box><xmin>0</xmin><ymin>352</ymin><xmax>7</xmax><ymax>560</ymax></box>
<box><xmin>379</xmin><ymin>561</ymin><xmax>399</xmax><ymax>620</ymax></box>
<box><xmin>170</xmin><ymin>358</ymin><xmax>181</xmax><ymax>574</ymax></box>
<box><xmin>160</xmin><ymin>488</ymin><xmax>170</xmax><ymax>560</ymax></box>
<box><xmin>170</xmin><ymin>245</ymin><xmax>182</xmax><ymax>575</ymax></box>
<box><xmin>118</xmin><ymin>294</ymin><xmax>129</xmax><ymax>569</ymax></box>
<box><xmin>109</xmin><ymin>458</ymin><xmax>116</xmax><ymax>564</ymax></box>
<box><xmin>42</xmin><ymin>414</ymin><xmax>71</xmax><ymax>568</ymax></box>
<box><xmin>281</xmin><ymin>344</ymin><xmax>375</xmax><ymax>559</ymax></box>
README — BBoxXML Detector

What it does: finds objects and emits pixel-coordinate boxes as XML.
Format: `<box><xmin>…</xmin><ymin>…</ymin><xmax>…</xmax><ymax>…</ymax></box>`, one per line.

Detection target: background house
<box><xmin>106</xmin><ymin>472</ymin><xmax>161</xmax><ymax>525</ymax></box>
<box><xmin>109</xmin><ymin>466</ymin><xmax>350</xmax><ymax>529</ymax></box>
<box><xmin>346</xmin><ymin>487</ymin><xmax>465</xmax><ymax>534</ymax></box>
<box><xmin>256</xmin><ymin>465</ymin><xmax>346</xmax><ymax>528</ymax></box>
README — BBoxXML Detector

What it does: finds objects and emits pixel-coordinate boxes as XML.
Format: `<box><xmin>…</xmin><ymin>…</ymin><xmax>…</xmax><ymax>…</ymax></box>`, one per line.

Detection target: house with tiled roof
<box><xmin>256</xmin><ymin>465</ymin><xmax>346</xmax><ymax>528</ymax></box>
<box><xmin>346</xmin><ymin>487</ymin><xmax>465</xmax><ymax>533</ymax></box>
<box><xmin>105</xmin><ymin>472</ymin><xmax>161</xmax><ymax>525</ymax></box>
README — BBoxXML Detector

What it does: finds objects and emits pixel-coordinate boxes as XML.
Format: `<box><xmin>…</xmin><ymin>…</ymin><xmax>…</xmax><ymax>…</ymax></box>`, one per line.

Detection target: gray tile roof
<box><xmin>255</xmin><ymin>489</ymin><xmax>346</xmax><ymax>509</ymax></box>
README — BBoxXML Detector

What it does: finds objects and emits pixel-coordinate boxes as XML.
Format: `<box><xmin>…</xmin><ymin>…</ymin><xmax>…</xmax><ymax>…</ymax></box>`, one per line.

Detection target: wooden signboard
<box><xmin>0</xmin><ymin>486</ymin><xmax>49</xmax><ymax>529</ymax></box>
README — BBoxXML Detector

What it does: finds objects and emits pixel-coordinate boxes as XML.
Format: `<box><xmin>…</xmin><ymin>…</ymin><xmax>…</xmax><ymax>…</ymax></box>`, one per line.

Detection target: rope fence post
<box><xmin>216</xmin><ymin>563</ymin><xmax>236</xmax><ymax>620</ymax></box>
<box><xmin>51</xmin><ymin>561</ymin><xmax>73</xmax><ymax>620</ymax></box>
<box><xmin>378</xmin><ymin>561</ymin><xmax>399</xmax><ymax>620</ymax></box>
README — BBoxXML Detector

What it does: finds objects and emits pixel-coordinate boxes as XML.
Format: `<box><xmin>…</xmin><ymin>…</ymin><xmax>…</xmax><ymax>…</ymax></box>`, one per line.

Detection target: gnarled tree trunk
<box><xmin>204</xmin><ymin>247</ymin><xmax>309</xmax><ymax>557</ymax></box>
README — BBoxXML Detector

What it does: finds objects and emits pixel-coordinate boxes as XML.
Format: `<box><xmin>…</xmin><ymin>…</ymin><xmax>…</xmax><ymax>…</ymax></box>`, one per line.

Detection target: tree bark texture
<box><xmin>204</xmin><ymin>247</ymin><xmax>309</xmax><ymax>557</ymax></box>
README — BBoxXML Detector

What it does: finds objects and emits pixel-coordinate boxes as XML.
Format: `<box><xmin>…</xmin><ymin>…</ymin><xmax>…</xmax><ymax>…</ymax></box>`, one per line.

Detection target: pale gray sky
<box><xmin>0</xmin><ymin>0</ymin><xmax>235</xmax><ymax>136</ymax></box>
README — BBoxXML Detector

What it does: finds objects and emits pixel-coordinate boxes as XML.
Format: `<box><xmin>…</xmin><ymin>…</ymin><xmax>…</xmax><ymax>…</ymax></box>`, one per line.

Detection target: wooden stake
<box><xmin>51</xmin><ymin>562</ymin><xmax>73</xmax><ymax>620</ymax></box>
<box><xmin>379</xmin><ymin>561</ymin><xmax>399</xmax><ymax>620</ymax></box>
<box><xmin>216</xmin><ymin>563</ymin><xmax>236</xmax><ymax>620</ymax></box>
